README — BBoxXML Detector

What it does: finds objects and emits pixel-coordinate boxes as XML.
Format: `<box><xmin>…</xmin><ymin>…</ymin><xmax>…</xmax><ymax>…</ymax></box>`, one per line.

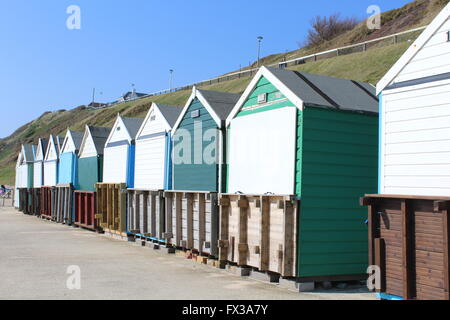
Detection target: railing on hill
<box><xmin>105</xmin><ymin>25</ymin><xmax>427</xmax><ymax>107</ymax></box>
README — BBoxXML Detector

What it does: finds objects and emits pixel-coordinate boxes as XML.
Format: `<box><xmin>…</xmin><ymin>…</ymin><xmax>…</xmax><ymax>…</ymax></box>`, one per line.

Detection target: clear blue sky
<box><xmin>0</xmin><ymin>0</ymin><xmax>410</xmax><ymax>138</ymax></box>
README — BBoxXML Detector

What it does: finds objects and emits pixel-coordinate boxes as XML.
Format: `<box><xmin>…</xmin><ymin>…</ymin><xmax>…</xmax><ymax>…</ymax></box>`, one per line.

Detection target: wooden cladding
<box><xmin>55</xmin><ymin>185</ymin><xmax>74</xmax><ymax>224</ymax></box>
<box><xmin>164</xmin><ymin>191</ymin><xmax>219</xmax><ymax>257</ymax></box>
<box><xmin>95</xmin><ymin>183</ymin><xmax>127</xmax><ymax>235</ymax></box>
<box><xmin>74</xmin><ymin>191</ymin><xmax>98</xmax><ymax>231</ymax></box>
<box><xmin>18</xmin><ymin>188</ymin><xmax>39</xmax><ymax>215</ymax></box>
<box><xmin>127</xmin><ymin>190</ymin><xmax>165</xmax><ymax>241</ymax></box>
<box><xmin>40</xmin><ymin>187</ymin><xmax>55</xmax><ymax>220</ymax></box>
<box><xmin>218</xmin><ymin>194</ymin><xmax>297</xmax><ymax>277</ymax></box>
<box><xmin>362</xmin><ymin>195</ymin><xmax>450</xmax><ymax>300</ymax></box>
<box><xmin>18</xmin><ymin>189</ymin><xmax>27</xmax><ymax>213</ymax></box>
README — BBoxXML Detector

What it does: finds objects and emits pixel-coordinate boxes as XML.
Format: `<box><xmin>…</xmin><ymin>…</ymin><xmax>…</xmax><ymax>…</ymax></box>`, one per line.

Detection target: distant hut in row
<box><xmin>102</xmin><ymin>115</ymin><xmax>143</xmax><ymax>188</ymax></box>
<box><xmin>77</xmin><ymin>126</ymin><xmax>111</xmax><ymax>191</ymax></box>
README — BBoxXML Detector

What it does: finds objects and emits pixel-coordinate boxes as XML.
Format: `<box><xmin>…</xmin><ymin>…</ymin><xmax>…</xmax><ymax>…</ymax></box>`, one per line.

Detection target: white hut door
<box><xmin>135</xmin><ymin>136</ymin><xmax>166</xmax><ymax>190</ymax></box>
<box><xmin>103</xmin><ymin>145</ymin><xmax>129</xmax><ymax>184</ymax></box>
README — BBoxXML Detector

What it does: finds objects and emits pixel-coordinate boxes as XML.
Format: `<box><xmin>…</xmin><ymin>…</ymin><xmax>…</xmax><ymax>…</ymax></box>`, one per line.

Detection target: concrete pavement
<box><xmin>0</xmin><ymin>207</ymin><xmax>376</xmax><ymax>300</ymax></box>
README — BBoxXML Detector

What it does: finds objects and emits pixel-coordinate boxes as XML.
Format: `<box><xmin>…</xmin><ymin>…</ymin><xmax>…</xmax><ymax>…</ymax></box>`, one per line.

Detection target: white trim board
<box><xmin>172</xmin><ymin>87</ymin><xmax>224</xmax><ymax>133</ymax></box>
<box><xmin>225</xmin><ymin>66</ymin><xmax>304</xmax><ymax>126</ymax></box>
<box><xmin>377</xmin><ymin>3</ymin><xmax>450</xmax><ymax>95</ymax></box>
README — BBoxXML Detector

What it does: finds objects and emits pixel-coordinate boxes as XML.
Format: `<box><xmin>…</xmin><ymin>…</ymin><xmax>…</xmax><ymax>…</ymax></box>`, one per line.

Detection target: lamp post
<box><xmin>169</xmin><ymin>69</ymin><xmax>174</xmax><ymax>91</ymax></box>
<box><xmin>257</xmin><ymin>36</ymin><xmax>264</xmax><ymax>68</ymax></box>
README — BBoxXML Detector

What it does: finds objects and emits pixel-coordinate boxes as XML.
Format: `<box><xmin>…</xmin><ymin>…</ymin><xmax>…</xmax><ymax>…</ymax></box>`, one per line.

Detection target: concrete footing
<box><xmin>249</xmin><ymin>270</ymin><xmax>280</xmax><ymax>283</ymax></box>
<box><xmin>278</xmin><ymin>278</ymin><xmax>315</xmax><ymax>292</ymax></box>
<box><xmin>160</xmin><ymin>246</ymin><xmax>176</xmax><ymax>254</ymax></box>
<box><xmin>146</xmin><ymin>242</ymin><xmax>161</xmax><ymax>250</ymax></box>
<box><xmin>226</xmin><ymin>265</ymin><xmax>251</xmax><ymax>277</ymax></box>
<box><xmin>134</xmin><ymin>240</ymin><xmax>146</xmax><ymax>247</ymax></box>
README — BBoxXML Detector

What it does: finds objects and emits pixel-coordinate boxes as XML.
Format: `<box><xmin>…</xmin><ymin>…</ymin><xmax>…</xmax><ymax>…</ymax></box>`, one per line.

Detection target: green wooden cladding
<box><xmin>237</xmin><ymin>76</ymin><xmax>288</xmax><ymax>118</ymax></box>
<box><xmin>233</xmin><ymin>74</ymin><xmax>378</xmax><ymax>279</ymax></box>
<box><xmin>173</xmin><ymin>98</ymin><xmax>220</xmax><ymax>192</ymax></box>
<box><xmin>27</xmin><ymin>164</ymin><xmax>34</xmax><ymax>189</ymax></box>
<box><xmin>77</xmin><ymin>156</ymin><xmax>103</xmax><ymax>192</ymax></box>
<box><xmin>298</xmin><ymin>107</ymin><xmax>378</xmax><ymax>278</ymax></box>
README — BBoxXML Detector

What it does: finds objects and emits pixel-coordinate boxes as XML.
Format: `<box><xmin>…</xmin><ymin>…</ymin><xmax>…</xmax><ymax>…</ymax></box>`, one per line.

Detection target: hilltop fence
<box><xmin>108</xmin><ymin>25</ymin><xmax>426</xmax><ymax>107</ymax></box>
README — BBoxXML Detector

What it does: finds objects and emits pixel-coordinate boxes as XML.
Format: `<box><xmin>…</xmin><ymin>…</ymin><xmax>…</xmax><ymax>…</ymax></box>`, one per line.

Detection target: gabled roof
<box><xmin>56</xmin><ymin>136</ymin><xmax>64</xmax><ymax>154</ymax></box>
<box><xmin>105</xmin><ymin>115</ymin><xmax>144</xmax><ymax>147</ymax></box>
<box><xmin>35</xmin><ymin>138</ymin><xmax>48</xmax><ymax>161</ymax></box>
<box><xmin>79</xmin><ymin>125</ymin><xmax>112</xmax><ymax>156</ymax></box>
<box><xmin>90</xmin><ymin>126</ymin><xmax>112</xmax><ymax>155</ymax></box>
<box><xmin>123</xmin><ymin>91</ymin><xmax>147</xmax><ymax>99</ymax></box>
<box><xmin>377</xmin><ymin>3</ymin><xmax>450</xmax><ymax>94</ymax></box>
<box><xmin>71</xmin><ymin>131</ymin><xmax>84</xmax><ymax>150</ymax></box>
<box><xmin>44</xmin><ymin>135</ymin><xmax>64</xmax><ymax>161</ymax></box>
<box><xmin>196</xmin><ymin>90</ymin><xmax>241</xmax><ymax>121</ymax></box>
<box><xmin>61</xmin><ymin>130</ymin><xmax>84</xmax><ymax>154</ymax></box>
<box><xmin>227</xmin><ymin>66</ymin><xmax>378</xmax><ymax>125</ymax></box>
<box><xmin>173</xmin><ymin>87</ymin><xmax>241</xmax><ymax>132</ymax></box>
<box><xmin>21</xmin><ymin>144</ymin><xmax>35</xmax><ymax>163</ymax></box>
<box><xmin>136</xmin><ymin>103</ymin><xmax>183</xmax><ymax>138</ymax></box>
<box><xmin>157</xmin><ymin>104</ymin><xmax>183</xmax><ymax>128</ymax></box>
<box><xmin>121</xmin><ymin>117</ymin><xmax>144</xmax><ymax>139</ymax></box>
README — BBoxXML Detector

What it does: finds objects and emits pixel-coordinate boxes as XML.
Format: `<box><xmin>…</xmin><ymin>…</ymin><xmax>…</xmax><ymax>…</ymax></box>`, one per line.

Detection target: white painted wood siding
<box><xmin>14</xmin><ymin>162</ymin><xmax>21</xmax><ymax>207</ymax></box>
<box><xmin>33</xmin><ymin>162</ymin><xmax>43</xmax><ymax>188</ymax></box>
<box><xmin>140</xmin><ymin>108</ymin><xmax>167</xmax><ymax>137</ymax></box>
<box><xmin>381</xmin><ymin>80</ymin><xmax>450</xmax><ymax>196</ymax></box>
<box><xmin>18</xmin><ymin>165</ymin><xmax>28</xmax><ymax>188</ymax></box>
<box><xmin>35</xmin><ymin>144</ymin><xmax>43</xmax><ymax>161</ymax></box>
<box><xmin>103</xmin><ymin>145</ymin><xmax>129</xmax><ymax>184</ymax></box>
<box><xmin>46</xmin><ymin>142</ymin><xmax>58</xmax><ymax>161</ymax></box>
<box><xmin>61</xmin><ymin>136</ymin><xmax>76</xmax><ymax>154</ymax></box>
<box><xmin>227</xmin><ymin>107</ymin><xmax>297</xmax><ymax>195</ymax></box>
<box><xmin>134</xmin><ymin>136</ymin><xmax>166</xmax><ymax>190</ymax></box>
<box><xmin>44</xmin><ymin>161</ymin><xmax>57</xmax><ymax>187</ymax></box>
<box><xmin>109</xmin><ymin>118</ymin><xmax>131</xmax><ymax>143</ymax></box>
<box><xmin>394</xmin><ymin>17</ymin><xmax>450</xmax><ymax>84</ymax></box>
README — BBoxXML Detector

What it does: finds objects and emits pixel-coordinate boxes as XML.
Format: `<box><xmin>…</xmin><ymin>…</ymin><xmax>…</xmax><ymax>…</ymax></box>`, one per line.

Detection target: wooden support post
<box><xmin>186</xmin><ymin>193</ymin><xmax>194</xmax><ymax>249</ymax></box>
<box><xmin>443</xmin><ymin>208</ymin><xmax>450</xmax><ymax>300</ymax></box>
<box><xmin>401</xmin><ymin>200</ymin><xmax>414</xmax><ymax>300</ymax></box>
<box><xmin>165</xmin><ymin>193</ymin><xmax>173</xmax><ymax>242</ymax></box>
<box><xmin>238</xmin><ymin>196</ymin><xmax>249</xmax><ymax>266</ymax></box>
<box><xmin>219</xmin><ymin>196</ymin><xmax>230</xmax><ymax>263</ymax></box>
<box><xmin>199</xmin><ymin>194</ymin><xmax>206</xmax><ymax>254</ymax></box>
<box><xmin>374</xmin><ymin>238</ymin><xmax>386</xmax><ymax>293</ymax></box>
<box><xmin>368</xmin><ymin>203</ymin><xmax>379</xmax><ymax>267</ymax></box>
<box><xmin>84</xmin><ymin>191</ymin><xmax>88</xmax><ymax>226</ymax></box>
<box><xmin>147</xmin><ymin>192</ymin><xmax>153</xmax><ymax>236</ymax></box>
<box><xmin>260</xmin><ymin>196</ymin><xmax>270</xmax><ymax>272</ymax></box>
<box><xmin>176</xmin><ymin>193</ymin><xmax>182</xmax><ymax>247</ymax></box>
<box><xmin>283</xmin><ymin>199</ymin><xmax>296</xmax><ymax>277</ymax></box>
<box><xmin>119</xmin><ymin>183</ymin><xmax>127</xmax><ymax>234</ymax></box>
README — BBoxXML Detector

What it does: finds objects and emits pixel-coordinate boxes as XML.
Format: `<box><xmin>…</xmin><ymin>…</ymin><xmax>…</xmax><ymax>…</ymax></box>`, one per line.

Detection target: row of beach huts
<box><xmin>13</xmin><ymin>3</ymin><xmax>450</xmax><ymax>300</ymax></box>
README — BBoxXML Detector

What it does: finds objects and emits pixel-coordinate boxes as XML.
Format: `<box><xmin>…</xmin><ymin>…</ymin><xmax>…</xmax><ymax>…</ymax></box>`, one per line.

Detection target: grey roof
<box><xmin>197</xmin><ymin>90</ymin><xmax>241</xmax><ymax>121</ymax></box>
<box><xmin>69</xmin><ymin>130</ymin><xmax>84</xmax><ymax>151</ymax></box>
<box><xmin>121</xmin><ymin>117</ymin><xmax>144</xmax><ymax>140</ymax></box>
<box><xmin>22</xmin><ymin>144</ymin><xmax>35</xmax><ymax>163</ymax></box>
<box><xmin>56</xmin><ymin>136</ymin><xmax>64</xmax><ymax>153</ymax></box>
<box><xmin>39</xmin><ymin>138</ymin><xmax>49</xmax><ymax>157</ymax></box>
<box><xmin>88</xmin><ymin>126</ymin><xmax>112</xmax><ymax>155</ymax></box>
<box><xmin>266</xmin><ymin>67</ymin><xmax>378</xmax><ymax>114</ymax></box>
<box><xmin>156</xmin><ymin>104</ymin><xmax>183</xmax><ymax>128</ymax></box>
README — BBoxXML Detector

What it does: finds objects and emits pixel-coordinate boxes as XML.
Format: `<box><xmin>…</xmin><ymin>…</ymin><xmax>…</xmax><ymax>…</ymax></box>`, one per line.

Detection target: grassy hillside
<box><xmin>0</xmin><ymin>0</ymin><xmax>447</xmax><ymax>185</ymax></box>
